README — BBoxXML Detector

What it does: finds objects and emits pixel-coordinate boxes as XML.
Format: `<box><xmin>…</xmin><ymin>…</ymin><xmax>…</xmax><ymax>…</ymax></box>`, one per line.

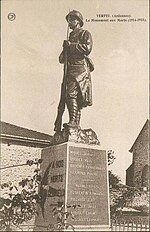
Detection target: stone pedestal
<box><xmin>35</xmin><ymin>142</ymin><xmax>110</xmax><ymax>231</ymax></box>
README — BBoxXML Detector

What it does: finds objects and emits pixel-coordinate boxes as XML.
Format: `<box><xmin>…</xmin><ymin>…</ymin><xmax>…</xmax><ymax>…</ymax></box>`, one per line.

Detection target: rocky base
<box><xmin>50</xmin><ymin>124</ymin><xmax>100</xmax><ymax>146</ymax></box>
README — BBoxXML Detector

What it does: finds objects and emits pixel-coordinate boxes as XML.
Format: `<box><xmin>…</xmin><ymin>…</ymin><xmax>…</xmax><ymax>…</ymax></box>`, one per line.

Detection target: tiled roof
<box><xmin>0</xmin><ymin>121</ymin><xmax>52</xmax><ymax>142</ymax></box>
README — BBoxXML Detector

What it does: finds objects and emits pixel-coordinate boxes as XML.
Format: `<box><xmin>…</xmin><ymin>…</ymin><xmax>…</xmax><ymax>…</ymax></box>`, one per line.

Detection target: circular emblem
<box><xmin>8</xmin><ymin>13</ymin><xmax>16</xmax><ymax>21</ymax></box>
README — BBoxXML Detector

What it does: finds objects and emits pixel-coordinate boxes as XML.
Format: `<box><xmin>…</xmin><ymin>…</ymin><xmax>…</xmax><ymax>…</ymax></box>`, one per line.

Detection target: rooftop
<box><xmin>0</xmin><ymin>121</ymin><xmax>52</xmax><ymax>143</ymax></box>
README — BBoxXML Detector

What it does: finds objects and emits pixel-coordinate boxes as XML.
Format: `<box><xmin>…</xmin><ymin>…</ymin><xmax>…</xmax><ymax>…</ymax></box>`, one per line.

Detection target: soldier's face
<box><xmin>68</xmin><ymin>16</ymin><xmax>80</xmax><ymax>29</ymax></box>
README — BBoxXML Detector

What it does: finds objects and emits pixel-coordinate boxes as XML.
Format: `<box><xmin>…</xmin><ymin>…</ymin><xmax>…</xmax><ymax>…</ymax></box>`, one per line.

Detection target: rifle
<box><xmin>54</xmin><ymin>25</ymin><xmax>69</xmax><ymax>132</ymax></box>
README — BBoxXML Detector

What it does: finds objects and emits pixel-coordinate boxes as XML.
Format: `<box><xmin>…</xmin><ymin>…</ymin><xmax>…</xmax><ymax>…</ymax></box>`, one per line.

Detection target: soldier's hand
<box><xmin>63</xmin><ymin>40</ymin><xmax>70</xmax><ymax>48</ymax></box>
<box><xmin>59</xmin><ymin>51</ymin><xmax>64</xmax><ymax>64</ymax></box>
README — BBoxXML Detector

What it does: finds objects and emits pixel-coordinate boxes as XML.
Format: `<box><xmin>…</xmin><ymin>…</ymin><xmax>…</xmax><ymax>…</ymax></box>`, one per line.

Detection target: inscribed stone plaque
<box><xmin>67</xmin><ymin>146</ymin><xmax>109</xmax><ymax>226</ymax></box>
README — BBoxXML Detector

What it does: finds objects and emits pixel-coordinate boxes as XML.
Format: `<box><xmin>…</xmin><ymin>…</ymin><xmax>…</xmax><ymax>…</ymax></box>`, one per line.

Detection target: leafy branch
<box><xmin>0</xmin><ymin>158</ymin><xmax>42</xmax><ymax>231</ymax></box>
<box><xmin>47</xmin><ymin>203</ymin><xmax>81</xmax><ymax>231</ymax></box>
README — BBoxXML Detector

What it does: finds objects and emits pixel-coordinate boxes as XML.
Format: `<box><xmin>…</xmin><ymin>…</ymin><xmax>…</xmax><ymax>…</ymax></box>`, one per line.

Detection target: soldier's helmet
<box><xmin>66</xmin><ymin>10</ymin><xmax>84</xmax><ymax>27</ymax></box>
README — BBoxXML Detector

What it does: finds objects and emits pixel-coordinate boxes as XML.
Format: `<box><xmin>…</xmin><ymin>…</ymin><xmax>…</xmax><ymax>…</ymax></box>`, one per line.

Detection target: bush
<box><xmin>0</xmin><ymin>159</ymin><xmax>42</xmax><ymax>231</ymax></box>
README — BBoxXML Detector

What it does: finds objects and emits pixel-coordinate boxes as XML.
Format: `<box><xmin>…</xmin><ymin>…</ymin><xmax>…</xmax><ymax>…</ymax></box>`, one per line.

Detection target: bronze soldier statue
<box><xmin>54</xmin><ymin>10</ymin><xmax>94</xmax><ymax>132</ymax></box>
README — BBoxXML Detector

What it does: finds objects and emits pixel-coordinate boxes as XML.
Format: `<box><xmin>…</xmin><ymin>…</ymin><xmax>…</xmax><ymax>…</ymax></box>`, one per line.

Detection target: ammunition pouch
<box><xmin>84</xmin><ymin>56</ymin><xmax>94</xmax><ymax>72</ymax></box>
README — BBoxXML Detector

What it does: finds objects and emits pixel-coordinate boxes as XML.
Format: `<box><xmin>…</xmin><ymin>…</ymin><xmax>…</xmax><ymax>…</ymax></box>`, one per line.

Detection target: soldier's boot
<box><xmin>67</xmin><ymin>98</ymin><xmax>78</xmax><ymax>127</ymax></box>
<box><xmin>76</xmin><ymin>109</ymin><xmax>81</xmax><ymax>126</ymax></box>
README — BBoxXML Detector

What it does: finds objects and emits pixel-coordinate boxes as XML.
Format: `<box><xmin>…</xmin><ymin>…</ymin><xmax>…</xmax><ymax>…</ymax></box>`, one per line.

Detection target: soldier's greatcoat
<box><xmin>59</xmin><ymin>27</ymin><xmax>93</xmax><ymax>109</ymax></box>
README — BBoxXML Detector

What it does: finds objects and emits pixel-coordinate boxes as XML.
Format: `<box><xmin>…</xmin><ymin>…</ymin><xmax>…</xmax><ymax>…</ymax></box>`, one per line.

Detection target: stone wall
<box><xmin>126</xmin><ymin>163</ymin><xmax>134</xmax><ymax>186</ymax></box>
<box><xmin>1</xmin><ymin>143</ymin><xmax>42</xmax><ymax>185</ymax></box>
<box><xmin>0</xmin><ymin>143</ymin><xmax>43</xmax><ymax>230</ymax></box>
<box><xmin>132</xmin><ymin>122</ymin><xmax>149</xmax><ymax>187</ymax></box>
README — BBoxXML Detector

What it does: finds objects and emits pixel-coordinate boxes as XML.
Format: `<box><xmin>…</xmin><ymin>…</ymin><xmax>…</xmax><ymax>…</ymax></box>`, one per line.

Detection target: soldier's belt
<box><xmin>68</xmin><ymin>57</ymin><xmax>85</xmax><ymax>65</ymax></box>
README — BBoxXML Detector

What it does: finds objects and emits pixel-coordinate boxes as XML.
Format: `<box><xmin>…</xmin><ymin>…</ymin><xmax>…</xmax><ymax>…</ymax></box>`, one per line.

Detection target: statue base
<box><xmin>51</xmin><ymin>124</ymin><xmax>100</xmax><ymax>146</ymax></box>
<box><xmin>34</xmin><ymin>142</ymin><xmax>110</xmax><ymax>231</ymax></box>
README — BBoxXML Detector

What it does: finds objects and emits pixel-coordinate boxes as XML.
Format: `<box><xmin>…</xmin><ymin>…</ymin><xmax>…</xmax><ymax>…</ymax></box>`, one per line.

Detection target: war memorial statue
<box><xmin>53</xmin><ymin>10</ymin><xmax>99</xmax><ymax>145</ymax></box>
<box><xmin>35</xmin><ymin>11</ymin><xmax>110</xmax><ymax>231</ymax></box>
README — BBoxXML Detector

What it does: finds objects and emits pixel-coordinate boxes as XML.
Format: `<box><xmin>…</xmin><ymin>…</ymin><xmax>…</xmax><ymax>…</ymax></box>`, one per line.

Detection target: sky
<box><xmin>1</xmin><ymin>0</ymin><xmax>149</xmax><ymax>183</ymax></box>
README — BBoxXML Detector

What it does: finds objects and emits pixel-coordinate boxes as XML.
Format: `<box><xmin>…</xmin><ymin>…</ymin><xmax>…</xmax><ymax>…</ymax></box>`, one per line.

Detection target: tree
<box><xmin>109</xmin><ymin>171</ymin><xmax>121</xmax><ymax>188</ymax></box>
<box><xmin>107</xmin><ymin>151</ymin><xmax>148</xmax><ymax>219</ymax></box>
<box><xmin>107</xmin><ymin>150</ymin><xmax>116</xmax><ymax>166</ymax></box>
<box><xmin>107</xmin><ymin>150</ymin><xmax>121</xmax><ymax>188</ymax></box>
<box><xmin>0</xmin><ymin>159</ymin><xmax>42</xmax><ymax>231</ymax></box>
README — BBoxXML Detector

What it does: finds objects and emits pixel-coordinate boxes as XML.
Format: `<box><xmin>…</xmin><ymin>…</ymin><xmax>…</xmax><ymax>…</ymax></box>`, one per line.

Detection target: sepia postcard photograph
<box><xmin>1</xmin><ymin>0</ymin><xmax>149</xmax><ymax>231</ymax></box>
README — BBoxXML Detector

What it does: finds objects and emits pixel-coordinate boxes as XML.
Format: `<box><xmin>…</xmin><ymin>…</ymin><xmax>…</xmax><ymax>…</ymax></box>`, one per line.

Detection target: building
<box><xmin>126</xmin><ymin>120</ymin><xmax>149</xmax><ymax>188</ymax></box>
<box><xmin>0</xmin><ymin>121</ymin><xmax>52</xmax><ymax>184</ymax></box>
